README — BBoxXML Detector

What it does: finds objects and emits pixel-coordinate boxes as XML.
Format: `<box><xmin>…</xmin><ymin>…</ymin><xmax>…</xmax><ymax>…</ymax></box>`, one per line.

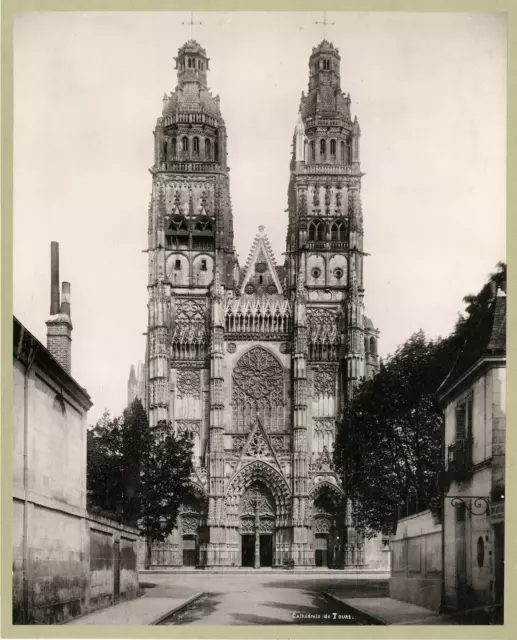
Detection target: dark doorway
<box><xmin>315</xmin><ymin>534</ymin><xmax>328</xmax><ymax>567</ymax></box>
<box><xmin>260</xmin><ymin>534</ymin><xmax>273</xmax><ymax>567</ymax></box>
<box><xmin>455</xmin><ymin>504</ymin><xmax>467</xmax><ymax>609</ymax></box>
<box><xmin>182</xmin><ymin>535</ymin><xmax>197</xmax><ymax>566</ymax></box>
<box><xmin>242</xmin><ymin>534</ymin><xmax>255</xmax><ymax>567</ymax></box>
<box><xmin>494</xmin><ymin>523</ymin><xmax>505</xmax><ymax>622</ymax></box>
<box><xmin>113</xmin><ymin>540</ymin><xmax>120</xmax><ymax>601</ymax></box>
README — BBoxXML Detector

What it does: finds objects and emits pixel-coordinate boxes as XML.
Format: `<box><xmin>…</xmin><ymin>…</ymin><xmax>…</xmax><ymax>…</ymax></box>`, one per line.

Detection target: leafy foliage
<box><xmin>335</xmin><ymin>332</ymin><xmax>448</xmax><ymax>535</ymax></box>
<box><xmin>87</xmin><ymin>399</ymin><xmax>194</xmax><ymax>557</ymax></box>
<box><xmin>335</xmin><ymin>262</ymin><xmax>506</xmax><ymax>536</ymax></box>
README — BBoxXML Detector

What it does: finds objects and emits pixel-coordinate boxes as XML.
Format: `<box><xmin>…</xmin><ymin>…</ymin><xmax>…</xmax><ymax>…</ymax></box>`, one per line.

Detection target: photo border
<box><xmin>1</xmin><ymin>1</ymin><xmax>514</xmax><ymax>639</ymax></box>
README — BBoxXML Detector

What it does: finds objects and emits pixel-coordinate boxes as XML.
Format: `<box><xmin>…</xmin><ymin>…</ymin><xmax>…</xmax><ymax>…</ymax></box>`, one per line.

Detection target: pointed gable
<box><xmin>234</xmin><ymin>418</ymin><xmax>282</xmax><ymax>473</ymax></box>
<box><xmin>238</xmin><ymin>226</ymin><xmax>283</xmax><ymax>296</ymax></box>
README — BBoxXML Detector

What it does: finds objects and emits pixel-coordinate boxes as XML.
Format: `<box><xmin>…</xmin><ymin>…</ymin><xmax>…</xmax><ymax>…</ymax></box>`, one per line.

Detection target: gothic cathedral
<box><xmin>129</xmin><ymin>38</ymin><xmax>388</xmax><ymax>570</ymax></box>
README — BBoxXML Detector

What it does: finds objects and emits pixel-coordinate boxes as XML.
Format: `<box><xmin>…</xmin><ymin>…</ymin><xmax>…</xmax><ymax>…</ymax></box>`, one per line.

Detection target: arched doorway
<box><xmin>239</xmin><ymin>483</ymin><xmax>275</xmax><ymax>567</ymax></box>
<box><xmin>179</xmin><ymin>489</ymin><xmax>208</xmax><ymax>567</ymax></box>
<box><xmin>225</xmin><ymin>460</ymin><xmax>291</xmax><ymax>567</ymax></box>
<box><xmin>311</xmin><ymin>485</ymin><xmax>344</xmax><ymax>568</ymax></box>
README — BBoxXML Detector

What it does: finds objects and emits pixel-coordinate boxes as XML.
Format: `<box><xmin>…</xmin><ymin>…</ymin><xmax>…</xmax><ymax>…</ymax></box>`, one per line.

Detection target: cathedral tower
<box><xmin>147</xmin><ymin>39</ymin><xmax>236</xmax><ymax>429</ymax></box>
<box><xmin>286</xmin><ymin>40</ymin><xmax>381</xmax><ymax>566</ymax></box>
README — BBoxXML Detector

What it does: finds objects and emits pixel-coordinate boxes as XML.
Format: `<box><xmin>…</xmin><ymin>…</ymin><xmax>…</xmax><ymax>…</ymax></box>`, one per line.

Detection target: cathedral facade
<box><xmin>131</xmin><ymin>38</ymin><xmax>387</xmax><ymax>569</ymax></box>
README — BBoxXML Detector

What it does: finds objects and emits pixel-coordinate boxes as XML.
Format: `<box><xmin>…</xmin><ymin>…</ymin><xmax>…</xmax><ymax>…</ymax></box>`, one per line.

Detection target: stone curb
<box><xmin>322</xmin><ymin>592</ymin><xmax>387</xmax><ymax>625</ymax></box>
<box><xmin>149</xmin><ymin>592</ymin><xmax>204</xmax><ymax>625</ymax></box>
<box><xmin>140</xmin><ymin>569</ymin><xmax>390</xmax><ymax>576</ymax></box>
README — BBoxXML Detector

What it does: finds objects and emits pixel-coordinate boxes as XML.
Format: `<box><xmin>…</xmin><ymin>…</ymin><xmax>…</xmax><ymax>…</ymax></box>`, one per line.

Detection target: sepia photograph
<box><xmin>9</xmin><ymin>9</ymin><xmax>506</xmax><ymax>629</ymax></box>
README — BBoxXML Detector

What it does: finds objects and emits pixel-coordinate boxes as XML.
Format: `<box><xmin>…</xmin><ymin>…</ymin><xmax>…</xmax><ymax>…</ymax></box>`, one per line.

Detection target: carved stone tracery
<box><xmin>313</xmin><ymin>365</ymin><xmax>337</xmax><ymax>397</ymax></box>
<box><xmin>232</xmin><ymin>347</ymin><xmax>284</xmax><ymax>432</ymax></box>
<box><xmin>177</xmin><ymin>371</ymin><xmax>201</xmax><ymax>397</ymax></box>
<box><xmin>172</xmin><ymin>298</ymin><xmax>208</xmax><ymax>359</ymax></box>
<box><xmin>247</xmin><ymin>431</ymin><xmax>271</xmax><ymax>458</ymax></box>
<box><xmin>182</xmin><ymin>514</ymin><xmax>199</xmax><ymax>535</ymax></box>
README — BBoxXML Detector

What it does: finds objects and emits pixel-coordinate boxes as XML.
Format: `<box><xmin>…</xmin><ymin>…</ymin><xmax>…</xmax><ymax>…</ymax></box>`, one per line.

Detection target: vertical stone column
<box><xmin>291</xmin><ymin>258</ymin><xmax>313</xmax><ymax>567</ymax></box>
<box><xmin>345</xmin><ymin>182</ymin><xmax>366</xmax><ymax>401</ymax></box>
<box><xmin>207</xmin><ymin>269</ymin><xmax>227</xmax><ymax>566</ymax></box>
<box><xmin>147</xmin><ymin>182</ymin><xmax>171</xmax><ymax>427</ymax></box>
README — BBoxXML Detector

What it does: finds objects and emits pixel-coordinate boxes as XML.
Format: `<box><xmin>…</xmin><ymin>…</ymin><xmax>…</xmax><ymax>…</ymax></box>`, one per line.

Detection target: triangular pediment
<box><xmin>238</xmin><ymin>226</ymin><xmax>283</xmax><ymax>296</ymax></box>
<box><xmin>234</xmin><ymin>419</ymin><xmax>282</xmax><ymax>473</ymax></box>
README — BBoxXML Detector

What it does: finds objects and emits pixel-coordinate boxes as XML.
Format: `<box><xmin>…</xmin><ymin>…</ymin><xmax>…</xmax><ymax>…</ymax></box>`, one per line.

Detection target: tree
<box><xmin>140</xmin><ymin>423</ymin><xmax>195</xmax><ymax>567</ymax></box>
<box><xmin>335</xmin><ymin>331</ymin><xmax>449</xmax><ymax>536</ymax></box>
<box><xmin>334</xmin><ymin>262</ymin><xmax>506</xmax><ymax>536</ymax></box>
<box><xmin>441</xmin><ymin>261</ymin><xmax>506</xmax><ymax>391</ymax></box>
<box><xmin>87</xmin><ymin>399</ymin><xmax>194</xmax><ymax>566</ymax></box>
<box><xmin>87</xmin><ymin>410</ymin><xmax>126</xmax><ymax>519</ymax></box>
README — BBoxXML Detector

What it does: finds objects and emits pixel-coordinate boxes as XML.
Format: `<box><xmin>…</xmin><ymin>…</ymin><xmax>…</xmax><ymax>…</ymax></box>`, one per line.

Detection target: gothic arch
<box><xmin>308</xmin><ymin>219</ymin><xmax>326</xmax><ymax>242</ymax></box>
<box><xmin>309</xmin><ymin>479</ymin><xmax>344</xmax><ymax>502</ymax></box>
<box><xmin>225</xmin><ymin>460</ymin><xmax>291</xmax><ymax>527</ymax></box>
<box><xmin>186</xmin><ymin>479</ymin><xmax>208</xmax><ymax>500</ymax></box>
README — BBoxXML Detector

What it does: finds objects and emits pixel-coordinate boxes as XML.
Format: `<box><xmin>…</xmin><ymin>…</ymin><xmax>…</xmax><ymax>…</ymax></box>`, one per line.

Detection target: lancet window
<box><xmin>330</xmin><ymin>220</ymin><xmax>345</xmax><ymax>242</ymax></box>
<box><xmin>308</xmin><ymin>219</ymin><xmax>326</xmax><ymax>242</ymax></box>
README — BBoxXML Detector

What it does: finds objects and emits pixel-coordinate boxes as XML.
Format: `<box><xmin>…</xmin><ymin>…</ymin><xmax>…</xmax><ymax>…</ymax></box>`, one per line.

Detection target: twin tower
<box><xmin>133</xmin><ymin>39</ymin><xmax>385</xmax><ymax>569</ymax></box>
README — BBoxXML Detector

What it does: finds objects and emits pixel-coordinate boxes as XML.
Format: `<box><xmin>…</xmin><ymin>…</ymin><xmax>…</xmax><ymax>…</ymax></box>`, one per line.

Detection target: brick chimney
<box><xmin>45</xmin><ymin>242</ymin><xmax>73</xmax><ymax>374</ymax></box>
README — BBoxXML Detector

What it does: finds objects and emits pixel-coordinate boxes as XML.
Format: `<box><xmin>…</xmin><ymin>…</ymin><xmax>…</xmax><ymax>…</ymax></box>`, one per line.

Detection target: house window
<box><xmin>330</xmin><ymin>139</ymin><xmax>336</xmax><ymax>157</ymax></box>
<box><xmin>455</xmin><ymin>397</ymin><xmax>473</xmax><ymax>441</ymax></box>
<box><xmin>320</xmin><ymin>139</ymin><xmax>326</xmax><ymax>158</ymax></box>
<box><xmin>205</xmin><ymin>139</ymin><xmax>212</xmax><ymax>159</ymax></box>
<box><xmin>201</xmin><ymin>259</ymin><xmax>207</xmax><ymax>271</ymax></box>
<box><xmin>477</xmin><ymin>537</ymin><xmax>485</xmax><ymax>567</ymax></box>
<box><xmin>341</xmin><ymin>140</ymin><xmax>346</xmax><ymax>163</ymax></box>
<box><xmin>175</xmin><ymin>259</ymin><xmax>181</xmax><ymax>270</ymax></box>
<box><xmin>310</xmin><ymin>141</ymin><xmax>316</xmax><ymax>162</ymax></box>
<box><xmin>193</xmin><ymin>137</ymin><xmax>200</xmax><ymax>154</ymax></box>
<box><xmin>171</xmin><ymin>138</ymin><xmax>177</xmax><ymax>158</ymax></box>
<box><xmin>182</xmin><ymin>137</ymin><xmax>189</xmax><ymax>152</ymax></box>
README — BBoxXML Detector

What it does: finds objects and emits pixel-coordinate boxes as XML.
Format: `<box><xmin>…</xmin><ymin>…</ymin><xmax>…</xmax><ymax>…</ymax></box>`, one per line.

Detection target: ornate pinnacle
<box><xmin>211</xmin><ymin>267</ymin><xmax>223</xmax><ymax>300</ymax></box>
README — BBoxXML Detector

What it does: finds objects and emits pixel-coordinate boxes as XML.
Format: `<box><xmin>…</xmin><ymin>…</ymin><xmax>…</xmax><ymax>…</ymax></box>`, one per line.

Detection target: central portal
<box><xmin>239</xmin><ymin>482</ymin><xmax>276</xmax><ymax>568</ymax></box>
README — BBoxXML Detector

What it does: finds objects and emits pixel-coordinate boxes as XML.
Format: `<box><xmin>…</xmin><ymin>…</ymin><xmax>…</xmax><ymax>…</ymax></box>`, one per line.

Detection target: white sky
<box><xmin>13</xmin><ymin>12</ymin><xmax>506</xmax><ymax>425</ymax></box>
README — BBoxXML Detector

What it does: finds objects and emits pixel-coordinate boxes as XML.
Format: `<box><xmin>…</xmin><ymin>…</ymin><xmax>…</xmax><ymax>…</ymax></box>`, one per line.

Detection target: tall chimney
<box><xmin>46</xmin><ymin>243</ymin><xmax>73</xmax><ymax>374</ymax></box>
<box><xmin>50</xmin><ymin>241</ymin><xmax>60</xmax><ymax>315</ymax></box>
<box><xmin>61</xmin><ymin>282</ymin><xmax>71</xmax><ymax>316</ymax></box>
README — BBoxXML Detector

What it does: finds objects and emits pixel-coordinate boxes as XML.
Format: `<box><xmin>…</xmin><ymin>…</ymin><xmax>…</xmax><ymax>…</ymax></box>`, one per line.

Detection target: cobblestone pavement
<box><xmin>140</xmin><ymin>573</ymin><xmax>388</xmax><ymax>626</ymax></box>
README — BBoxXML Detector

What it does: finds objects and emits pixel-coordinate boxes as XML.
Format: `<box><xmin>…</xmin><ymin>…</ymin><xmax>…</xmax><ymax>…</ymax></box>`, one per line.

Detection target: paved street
<box><xmin>140</xmin><ymin>572</ymin><xmax>388</xmax><ymax>626</ymax></box>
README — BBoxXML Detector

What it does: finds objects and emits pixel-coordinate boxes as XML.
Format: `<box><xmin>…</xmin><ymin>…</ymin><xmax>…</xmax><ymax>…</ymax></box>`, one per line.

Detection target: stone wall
<box><xmin>12</xmin><ymin>322</ymin><xmax>139</xmax><ymax>624</ymax></box>
<box><xmin>389</xmin><ymin>510</ymin><xmax>442</xmax><ymax>612</ymax></box>
<box><xmin>86</xmin><ymin>514</ymin><xmax>139</xmax><ymax>613</ymax></box>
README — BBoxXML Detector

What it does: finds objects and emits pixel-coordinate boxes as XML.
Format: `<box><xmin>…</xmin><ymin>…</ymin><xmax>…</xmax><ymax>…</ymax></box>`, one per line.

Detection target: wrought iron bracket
<box><xmin>448</xmin><ymin>496</ymin><xmax>490</xmax><ymax>516</ymax></box>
